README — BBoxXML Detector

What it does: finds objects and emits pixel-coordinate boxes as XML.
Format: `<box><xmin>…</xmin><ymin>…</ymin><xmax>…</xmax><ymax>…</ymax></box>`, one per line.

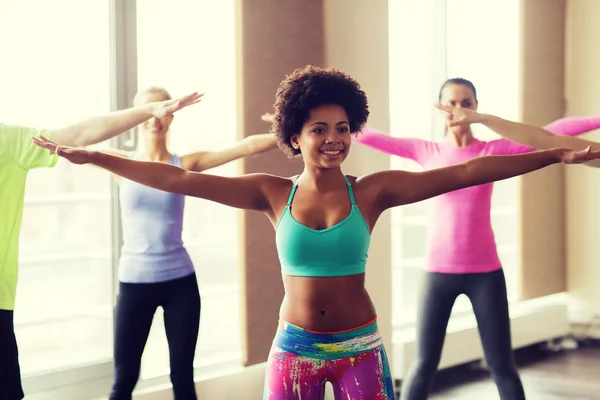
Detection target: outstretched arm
<box><xmin>353</xmin><ymin>127</ymin><xmax>430</xmax><ymax>164</ymax></box>
<box><xmin>479</xmin><ymin>114</ymin><xmax>600</xmax><ymax>167</ymax></box>
<box><xmin>487</xmin><ymin>116</ymin><xmax>600</xmax><ymax>155</ymax></box>
<box><xmin>32</xmin><ymin>136</ymin><xmax>276</xmax><ymax>212</ymax></box>
<box><xmin>180</xmin><ymin>133</ymin><xmax>278</xmax><ymax>172</ymax></box>
<box><xmin>368</xmin><ymin>146</ymin><xmax>600</xmax><ymax>210</ymax></box>
<box><xmin>51</xmin><ymin>92</ymin><xmax>203</xmax><ymax>147</ymax></box>
<box><xmin>436</xmin><ymin>104</ymin><xmax>600</xmax><ymax>167</ymax></box>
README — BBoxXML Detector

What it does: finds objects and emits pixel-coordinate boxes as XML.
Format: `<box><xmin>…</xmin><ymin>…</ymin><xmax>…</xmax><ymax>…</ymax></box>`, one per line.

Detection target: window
<box><xmin>388</xmin><ymin>0</ymin><xmax>443</xmax><ymax>326</ymax></box>
<box><xmin>389</xmin><ymin>0</ymin><xmax>521</xmax><ymax>327</ymax></box>
<box><xmin>0</xmin><ymin>0</ymin><xmax>113</xmax><ymax>375</ymax></box>
<box><xmin>2</xmin><ymin>0</ymin><xmax>240</xmax><ymax>395</ymax></box>
<box><xmin>135</xmin><ymin>0</ymin><xmax>240</xmax><ymax>380</ymax></box>
<box><xmin>446</xmin><ymin>0</ymin><xmax>521</xmax><ymax>300</ymax></box>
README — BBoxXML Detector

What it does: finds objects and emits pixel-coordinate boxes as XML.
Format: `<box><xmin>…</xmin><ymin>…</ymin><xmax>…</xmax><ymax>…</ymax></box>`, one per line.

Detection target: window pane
<box><xmin>447</xmin><ymin>0</ymin><xmax>521</xmax><ymax>130</ymax></box>
<box><xmin>388</xmin><ymin>0</ymin><xmax>438</xmax><ymax>325</ymax></box>
<box><xmin>447</xmin><ymin>0</ymin><xmax>521</xmax><ymax>300</ymax></box>
<box><xmin>135</xmin><ymin>0</ymin><xmax>240</xmax><ymax>379</ymax></box>
<box><xmin>0</xmin><ymin>0</ymin><xmax>112</xmax><ymax>375</ymax></box>
<box><xmin>399</xmin><ymin>224</ymin><xmax>429</xmax><ymax>261</ymax></box>
<box><xmin>492</xmin><ymin>179</ymin><xmax>519</xmax><ymax>208</ymax></box>
<box><xmin>500</xmin><ymin>250</ymin><xmax>519</xmax><ymax>300</ymax></box>
<box><xmin>392</xmin><ymin>266</ymin><xmax>424</xmax><ymax>325</ymax></box>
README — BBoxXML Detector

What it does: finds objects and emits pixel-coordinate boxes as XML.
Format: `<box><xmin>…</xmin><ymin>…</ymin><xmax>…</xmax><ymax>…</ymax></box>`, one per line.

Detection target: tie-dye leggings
<box><xmin>263</xmin><ymin>317</ymin><xmax>395</xmax><ymax>399</ymax></box>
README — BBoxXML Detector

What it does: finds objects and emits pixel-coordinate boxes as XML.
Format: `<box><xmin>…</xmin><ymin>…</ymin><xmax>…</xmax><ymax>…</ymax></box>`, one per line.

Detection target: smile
<box><xmin>320</xmin><ymin>150</ymin><xmax>343</xmax><ymax>155</ymax></box>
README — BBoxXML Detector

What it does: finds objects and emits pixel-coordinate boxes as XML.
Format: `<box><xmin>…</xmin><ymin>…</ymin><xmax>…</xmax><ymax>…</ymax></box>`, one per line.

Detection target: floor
<box><xmin>419</xmin><ymin>341</ymin><xmax>600</xmax><ymax>400</ymax></box>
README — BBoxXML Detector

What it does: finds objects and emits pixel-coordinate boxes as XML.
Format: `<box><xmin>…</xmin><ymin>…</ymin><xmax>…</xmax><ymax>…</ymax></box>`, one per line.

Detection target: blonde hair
<box><xmin>133</xmin><ymin>86</ymin><xmax>172</xmax><ymax>106</ymax></box>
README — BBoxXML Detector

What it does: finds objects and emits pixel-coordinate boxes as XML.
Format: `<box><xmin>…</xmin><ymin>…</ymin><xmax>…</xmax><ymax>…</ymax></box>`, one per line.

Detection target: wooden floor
<box><xmin>423</xmin><ymin>342</ymin><xmax>600</xmax><ymax>400</ymax></box>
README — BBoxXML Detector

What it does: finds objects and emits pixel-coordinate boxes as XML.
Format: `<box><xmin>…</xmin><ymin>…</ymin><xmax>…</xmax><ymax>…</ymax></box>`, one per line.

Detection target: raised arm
<box><xmin>368</xmin><ymin>146</ymin><xmax>600</xmax><ymax>211</ymax></box>
<box><xmin>486</xmin><ymin>116</ymin><xmax>600</xmax><ymax>155</ymax></box>
<box><xmin>353</xmin><ymin>127</ymin><xmax>430</xmax><ymax>164</ymax></box>
<box><xmin>478</xmin><ymin>115</ymin><xmax>600</xmax><ymax>168</ymax></box>
<box><xmin>51</xmin><ymin>92</ymin><xmax>202</xmax><ymax>147</ymax></box>
<box><xmin>32</xmin><ymin>136</ymin><xmax>277</xmax><ymax>212</ymax></box>
<box><xmin>436</xmin><ymin>104</ymin><xmax>600</xmax><ymax>167</ymax></box>
<box><xmin>180</xmin><ymin>133</ymin><xmax>278</xmax><ymax>172</ymax></box>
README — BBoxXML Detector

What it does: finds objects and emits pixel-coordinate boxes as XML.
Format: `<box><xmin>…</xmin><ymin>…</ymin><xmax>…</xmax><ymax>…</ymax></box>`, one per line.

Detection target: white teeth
<box><xmin>322</xmin><ymin>150</ymin><xmax>341</xmax><ymax>155</ymax></box>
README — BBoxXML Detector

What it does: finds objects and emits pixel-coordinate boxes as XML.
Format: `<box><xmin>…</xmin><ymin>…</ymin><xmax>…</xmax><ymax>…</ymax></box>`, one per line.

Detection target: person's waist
<box><xmin>121</xmin><ymin>223</ymin><xmax>184</xmax><ymax>244</ymax></box>
<box><xmin>118</xmin><ymin>249</ymin><xmax>193</xmax><ymax>271</ymax></box>
<box><xmin>274</xmin><ymin>316</ymin><xmax>382</xmax><ymax>360</ymax></box>
<box><xmin>427</xmin><ymin>246</ymin><xmax>501</xmax><ymax>260</ymax></box>
<box><xmin>118</xmin><ymin>261</ymin><xmax>194</xmax><ymax>284</ymax></box>
<box><xmin>120</xmin><ymin>245</ymin><xmax>189</xmax><ymax>257</ymax></box>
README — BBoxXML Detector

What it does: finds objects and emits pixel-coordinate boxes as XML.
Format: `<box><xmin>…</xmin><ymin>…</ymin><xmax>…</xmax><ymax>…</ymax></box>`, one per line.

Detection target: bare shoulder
<box><xmin>354</xmin><ymin>170</ymin><xmax>411</xmax><ymax>188</ymax></box>
<box><xmin>345</xmin><ymin>173</ymin><xmax>382</xmax><ymax>204</ymax></box>
<box><xmin>352</xmin><ymin>170</ymin><xmax>413</xmax><ymax>207</ymax></box>
<box><xmin>260</xmin><ymin>173</ymin><xmax>296</xmax><ymax>198</ymax></box>
<box><xmin>258</xmin><ymin>173</ymin><xmax>294</xmax><ymax>188</ymax></box>
<box><xmin>351</xmin><ymin>171</ymin><xmax>396</xmax><ymax>192</ymax></box>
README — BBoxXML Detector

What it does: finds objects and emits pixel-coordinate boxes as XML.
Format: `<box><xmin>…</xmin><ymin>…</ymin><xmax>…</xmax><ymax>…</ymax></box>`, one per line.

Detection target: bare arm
<box><xmin>51</xmin><ymin>92</ymin><xmax>202</xmax><ymax>147</ymax></box>
<box><xmin>436</xmin><ymin>103</ymin><xmax>600</xmax><ymax>168</ymax></box>
<box><xmin>94</xmin><ymin>152</ymin><xmax>274</xmax><ymax>210</ymax></box>
<box><xmin>31</xmin><ymin>136</ymin><xmax>277</xmax><ymax>212</ymax></box>
<box><xmin>368</xmin><ymin>147</ymin><xmax>599</xmax><ymax>210</ymax></box>
<box><xmin>180</xmin><ymin>133</ymin><xmax>278</xmax><ymax>172</ymax></box>
<box><xmin>480</xmin><ymin>114</ymin><xmax>599</xmax><ymax>149</ymax></box>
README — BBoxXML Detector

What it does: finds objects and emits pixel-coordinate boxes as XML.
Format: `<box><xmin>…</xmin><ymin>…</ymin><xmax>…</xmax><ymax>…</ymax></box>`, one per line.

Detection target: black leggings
<box><xmin>401</xmin><ymin>269</ymin><xmax>525</xmax><ymax>400</ymax></box>
<box><xmin>0</xmin><ymin>310</ymin><xmax>24</xmax><ymax>400</ymax></box>
<box><xmin>109</xmin><ymin>273</ymin><xmax>201</xmax><ymax>400</ymax></box>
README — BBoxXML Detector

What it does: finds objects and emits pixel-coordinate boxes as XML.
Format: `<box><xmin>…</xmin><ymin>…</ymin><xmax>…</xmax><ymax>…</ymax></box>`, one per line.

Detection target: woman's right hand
<box><xmin>32</xmin><ymin>135</ymin><xmax>95</xmax><ymax>165</ymax></box>
<box><xmin>434</xmin><ymin>103</ymin><xmax>485</xmax><ymax>127</ymax></box>
<box><xmin>150</xmin><ymin>92</ymin><xmax>204</xmax><ymax>119</ymax></box>
<box><xmin>557</xmin><ymin>146</ymin><xmax>600</xmax><ymax>164</ymax></box>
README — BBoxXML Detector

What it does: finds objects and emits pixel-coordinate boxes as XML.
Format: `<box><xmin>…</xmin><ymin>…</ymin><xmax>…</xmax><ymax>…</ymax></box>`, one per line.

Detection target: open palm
<box><xmin>152</xmin><ymin>92</ymin><xmax>204</xmax><ymax>119</ymax></box>
<box><xmin>32</xmin><ymin>135</ymin><xmax>93</xmax><ymax>164</ymax></box>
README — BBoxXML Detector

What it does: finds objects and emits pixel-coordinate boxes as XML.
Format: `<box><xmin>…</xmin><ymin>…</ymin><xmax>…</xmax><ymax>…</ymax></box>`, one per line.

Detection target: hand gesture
<box><xmin>32</xmin><ymin>135</ymin><xmax>93</xmax><ymax>165</ymax></box>
<box><xmin>559</xmin><ymin>146</ymin><xmax>600</xmax><ymax>164</ymax></box>
<box><xmin>151</xmin><ymin>92</ymin><xmax>204</xmax><ymax>119</ymax></box>
<box><xmin>434</xmin><ymin>103</ymin><xmax>483</xmax><ymax>127</ymax></box>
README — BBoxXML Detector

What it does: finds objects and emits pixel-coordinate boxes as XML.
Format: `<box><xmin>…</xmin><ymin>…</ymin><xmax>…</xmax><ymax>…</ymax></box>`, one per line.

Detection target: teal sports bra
<box><xmin>275</xmin><ymin>175</ymin><xmax>371</xmax><ymax>277</ymax></box>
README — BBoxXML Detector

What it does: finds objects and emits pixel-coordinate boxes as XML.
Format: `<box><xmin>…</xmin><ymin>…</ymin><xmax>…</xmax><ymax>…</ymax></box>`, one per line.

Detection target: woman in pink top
<box><xmin>354</xmin><ymin>78</ymin><xmax>600</xmax><ymax>400</ymax></box>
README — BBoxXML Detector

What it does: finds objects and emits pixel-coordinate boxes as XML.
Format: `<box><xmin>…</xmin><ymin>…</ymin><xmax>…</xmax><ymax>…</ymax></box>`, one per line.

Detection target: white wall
<box><xmin>565</xmin><ymin>0</ymin><xmax>600</xmax><ymax>328</ymax></box>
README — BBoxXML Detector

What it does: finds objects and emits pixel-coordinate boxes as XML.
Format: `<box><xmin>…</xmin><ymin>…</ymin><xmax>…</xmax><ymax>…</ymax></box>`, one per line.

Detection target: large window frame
<box><xmin>19</xmin><ymin>1</ymin><xmax>241</xmax><ymax>398</ymax></box>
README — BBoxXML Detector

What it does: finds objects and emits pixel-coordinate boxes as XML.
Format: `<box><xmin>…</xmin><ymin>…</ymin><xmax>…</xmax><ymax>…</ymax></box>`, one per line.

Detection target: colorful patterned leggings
<box><xmin>263</xmin><ymin>317</ymin><xmax>395</xmax><ymax>400</ymax></box>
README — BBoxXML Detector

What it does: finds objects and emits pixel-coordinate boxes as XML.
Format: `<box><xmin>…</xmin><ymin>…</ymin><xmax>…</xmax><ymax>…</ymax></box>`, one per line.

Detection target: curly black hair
<box><xmin>272</xmin><ymin>65</ymin><xmax>370</xmax><ymax>158</ymax></box>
